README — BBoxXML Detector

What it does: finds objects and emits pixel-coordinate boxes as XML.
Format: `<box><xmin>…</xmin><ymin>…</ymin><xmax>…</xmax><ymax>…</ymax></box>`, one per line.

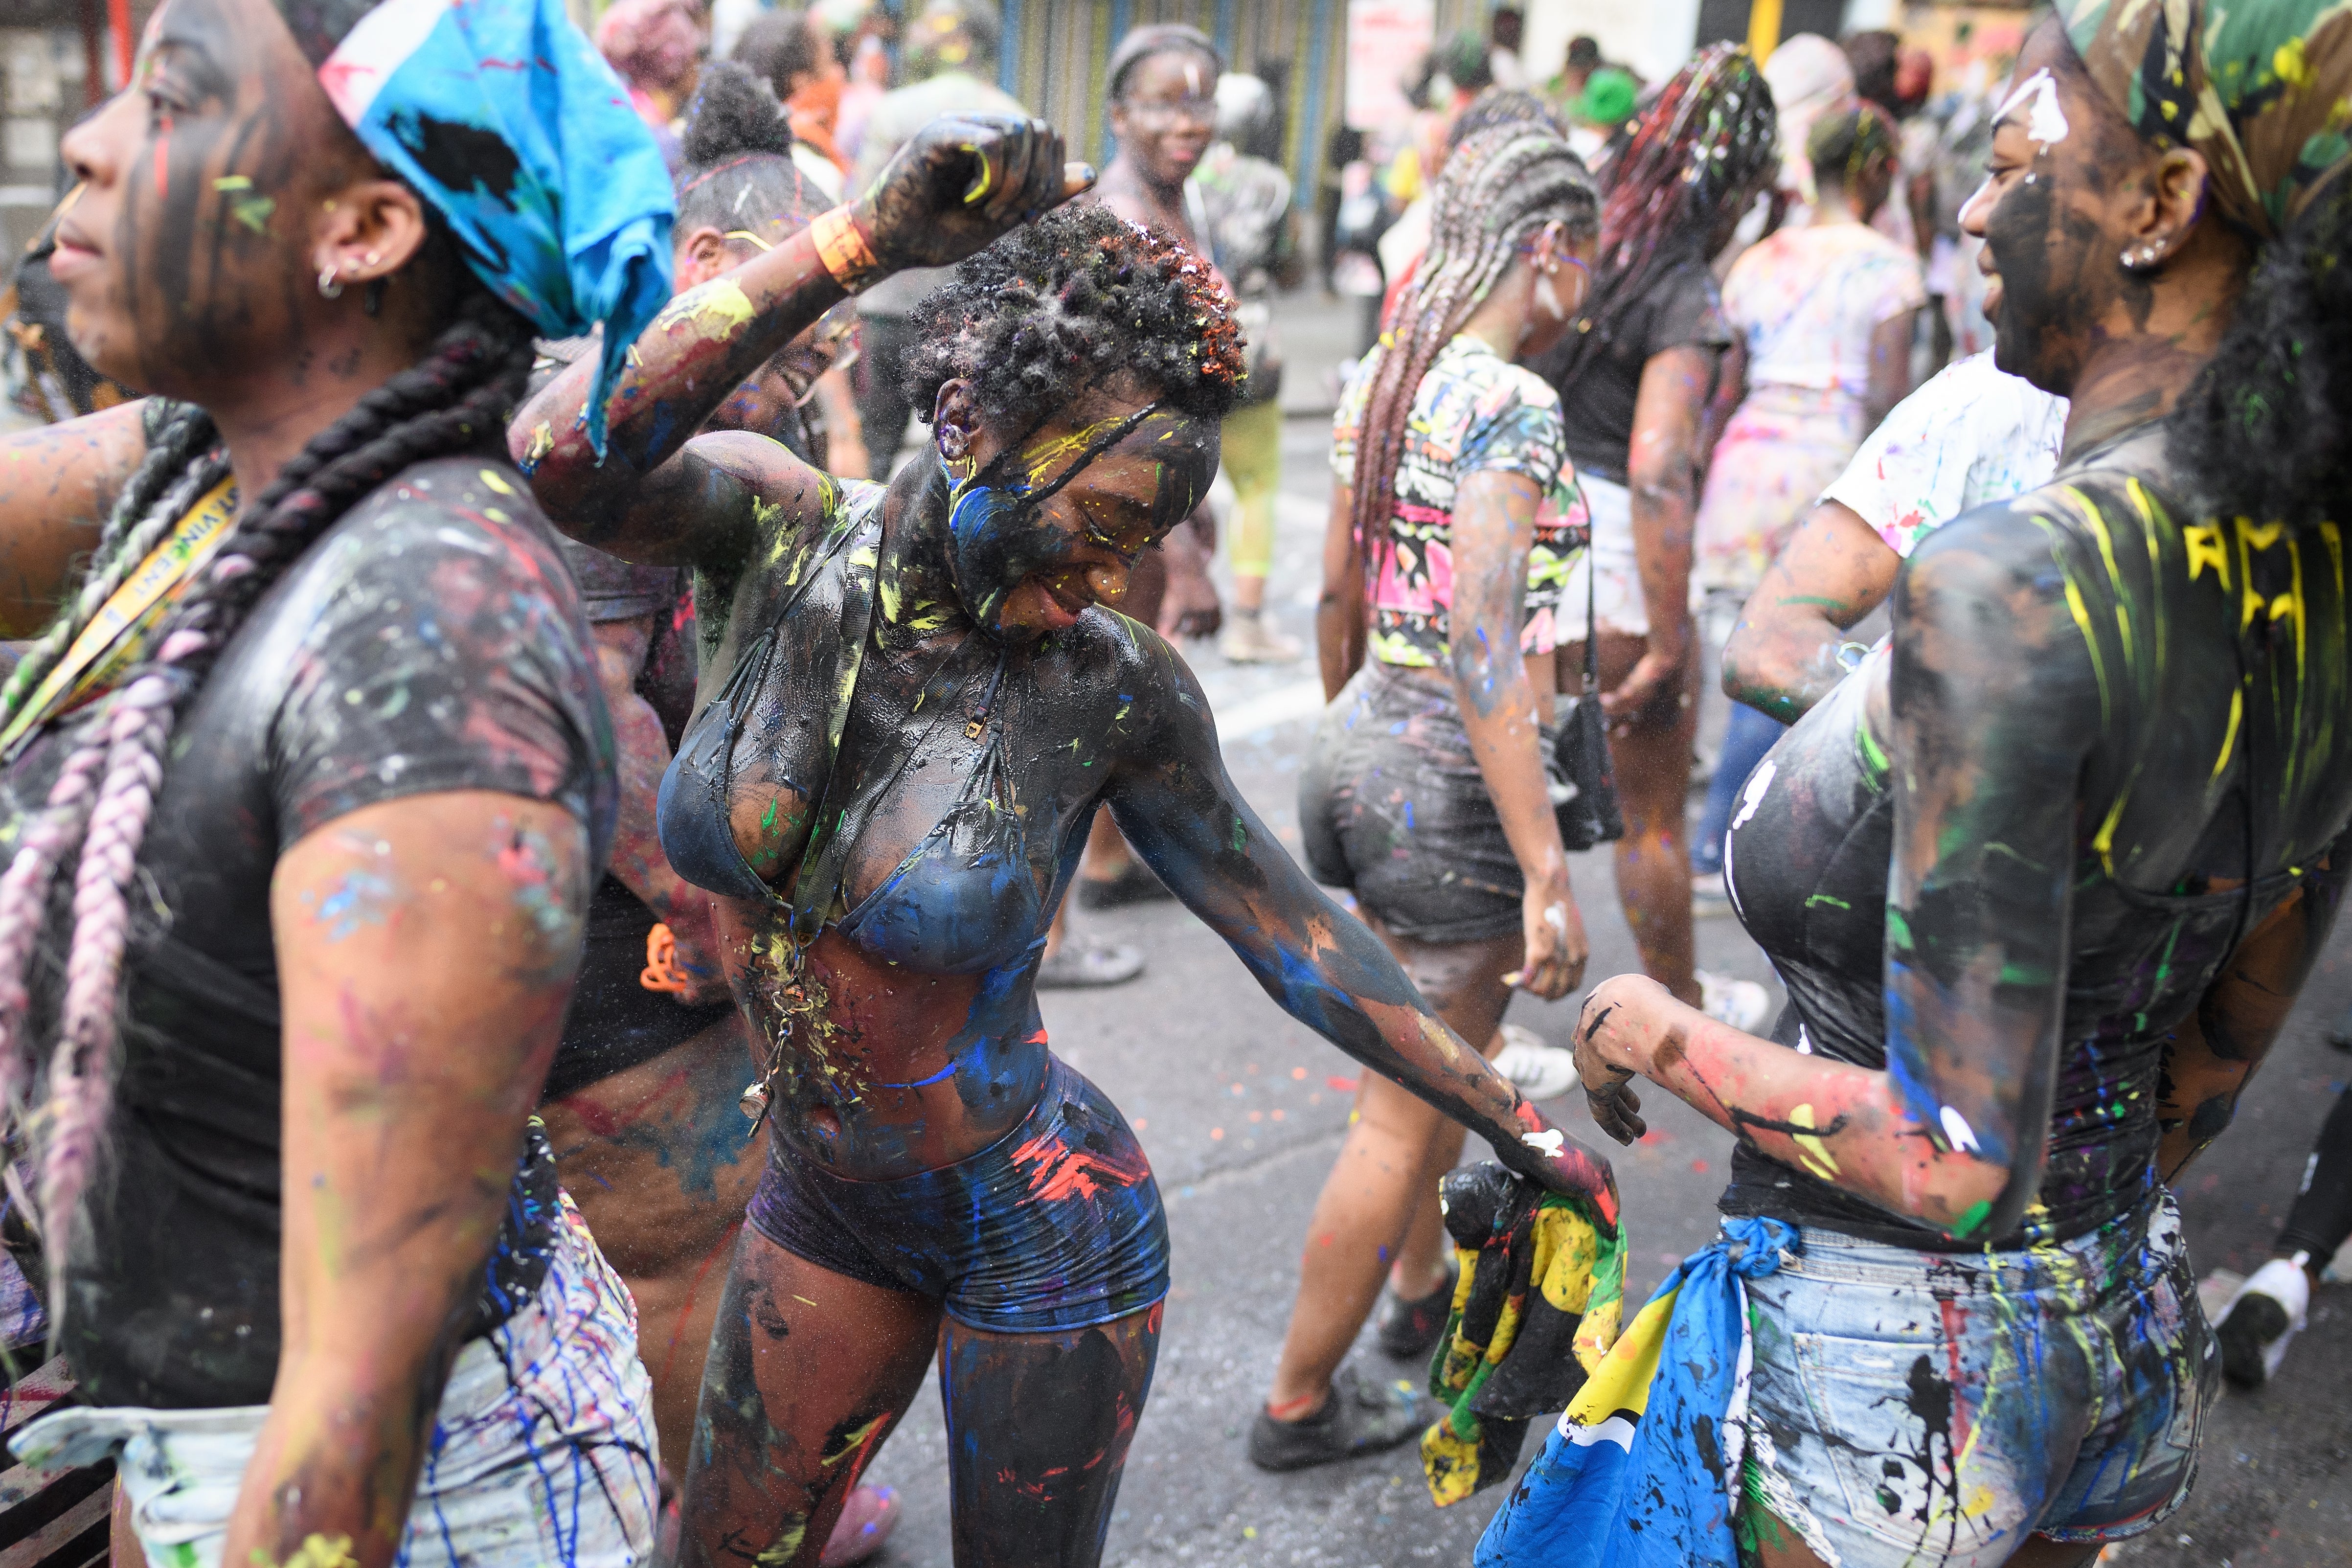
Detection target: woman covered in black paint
<box><xmin>530</xmin><ymin>61</ymin><xmax>898</xmax><ymax>1566</ymax></box>
<box><xmin>1560</xmin><ymin>7</ymin><xmax>2352</xmax><ymax>1565</ymax></box>
<box><xmin>516</xmin><ymin>118</ymin><xmax>1620</xmax><ymax>1568</ymax></box>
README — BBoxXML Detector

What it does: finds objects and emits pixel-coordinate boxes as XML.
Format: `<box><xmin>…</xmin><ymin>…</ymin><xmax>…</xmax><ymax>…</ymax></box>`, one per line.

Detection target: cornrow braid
<box><xmin>1806</xmin><ymin>101</ymin><xmax>1900</xmax><ymax>195</ymax></box>
<box><xmin>0</xmin><ymin>285</ymin><xmax>534</xmax><ymax>1299</ymax></box>
<box><xmin>1349</xmin><ymin>123</ymin><xmax>1598</xmax><ymax>583</ymax></box>
<box><xmin>1552</xmin><ymin>43</ymin><xmax>1777</xmax><ymax>387</ymax></box>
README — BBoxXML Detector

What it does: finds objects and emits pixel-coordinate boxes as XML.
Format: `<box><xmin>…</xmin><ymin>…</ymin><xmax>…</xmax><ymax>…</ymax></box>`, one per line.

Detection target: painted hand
<box><xmin>1575</xmin><ymin>973</ymin><xmax>1665</xmax><ymax>1145</ymax></box>
<box><xmin>1598</xmin><ymin>641</ymin><xmax>1685</xmax><ymax>721</ymax></box>
<box><xmin>1501</xmin><ymin>1099</ymin><xmax>1622</xmax><ymax>1233</ymax></box>
<box><xmin>858</xmin><ymin>114</ymin><xmax>1093</xmax><ymax>274</ymax></box>
<box><xmin>1506</xmin><ymin>877</ymin><xmax>1587</xmax><ymax>1000</ymax></box>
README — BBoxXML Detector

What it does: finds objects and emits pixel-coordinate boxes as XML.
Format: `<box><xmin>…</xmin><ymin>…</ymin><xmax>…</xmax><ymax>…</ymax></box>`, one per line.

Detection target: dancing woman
<box><xmin>516</xmin><ymin>120</ymin><xmax>1618</xmax><ymax>1567</ymax></box>
<box><xmin>533</xmin><ymin>60</ymin><xmax>902</xmax><ymax>1563</ymax></box>
<box><xmin>1253</xmin><ymin>121</ymin><xmax>1603</xmax><ymax>1471</ymax></box>
<box><xmin>1564</xmin><ymin>8</ymin><xmax>2352</xmax><ymax>1564</ymax></box>
<box><xmin>0</xmin><ymin>0</ymin><xmax>677</xmax><ymax>1563</ymax></box>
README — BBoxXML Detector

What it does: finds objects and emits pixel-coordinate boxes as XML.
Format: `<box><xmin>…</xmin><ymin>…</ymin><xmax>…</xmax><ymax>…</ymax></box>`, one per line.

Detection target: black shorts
<box><xmin>746</xmin><ymin>1056</ymin><xmax>1171</xmax><ymax>1334</ymax></box>
<box><xmin>1297</xmin><ymin>661</ymin><xmax>1556</xmax><ymax>945</ymax></box>
<box><xmin>542</xmin><ymin>875</ymin><xmax>735</xmax><ymax>1102</ymax></box>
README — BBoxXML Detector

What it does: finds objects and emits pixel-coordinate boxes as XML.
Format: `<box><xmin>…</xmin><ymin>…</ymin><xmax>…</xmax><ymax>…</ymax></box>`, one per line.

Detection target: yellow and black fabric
<box><xmin>1422</xmin><ymin>1162</ymin><xmax>1625</xmax><ymax>1505</ymax></box>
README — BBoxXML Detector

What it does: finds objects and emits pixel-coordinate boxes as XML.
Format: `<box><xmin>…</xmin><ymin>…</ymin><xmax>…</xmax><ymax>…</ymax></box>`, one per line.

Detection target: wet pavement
<box><xmin>855</xmin><ymin>299</ymin><xmax>2352</xmax><ymax>1568</ymax></box>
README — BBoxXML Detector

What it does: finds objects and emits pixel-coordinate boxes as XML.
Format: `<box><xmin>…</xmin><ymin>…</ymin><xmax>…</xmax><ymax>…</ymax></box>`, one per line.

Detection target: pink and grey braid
<box><xmin>0</xmin><ymin>289</ymin><xmax>534</xmax><ymax>1298</ymax></box>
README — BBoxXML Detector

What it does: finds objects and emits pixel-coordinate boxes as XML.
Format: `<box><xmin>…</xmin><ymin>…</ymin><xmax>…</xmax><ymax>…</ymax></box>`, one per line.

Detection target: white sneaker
<box><xmin>1219</xmin><ymin>610</ymin><xmax>1305</xmax><ymax>664</ymax></box>
<box><xmin>1697</xmin><ymin>970</ymin><xmax>1770</xmax><ymax>1033</ymax></box>
<box><xmin>2213</xmin><ymin>1256</ymin><xmax>2311</xmax><ymax>1388</ymax></box>
<box><xmin>1491</xmin><ymin>1023</ymin><xmax>1581</xmax><ymax>1100</ymax></box>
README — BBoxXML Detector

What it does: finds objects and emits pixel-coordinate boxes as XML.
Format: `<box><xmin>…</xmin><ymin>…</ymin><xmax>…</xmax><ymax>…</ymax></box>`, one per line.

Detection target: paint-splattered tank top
<box><xmin>1717</xmin><ymin>429</ymin><xmax>2352</xmax><ymax>1250</ymax></box>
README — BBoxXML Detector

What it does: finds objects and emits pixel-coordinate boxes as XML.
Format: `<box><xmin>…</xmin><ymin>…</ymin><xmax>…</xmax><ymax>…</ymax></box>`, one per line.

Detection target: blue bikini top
<box><xmin>655</xmin><ymin>493</ymin><xmax>1043</xmax><ymax>977</ymax></box>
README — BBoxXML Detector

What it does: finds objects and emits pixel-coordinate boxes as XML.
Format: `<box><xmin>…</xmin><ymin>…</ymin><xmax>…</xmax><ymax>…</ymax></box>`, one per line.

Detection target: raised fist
<box><xmin>857</xmin><ymin>114</ymin><xmax>1093</xmax><ymax>274</ymax></box>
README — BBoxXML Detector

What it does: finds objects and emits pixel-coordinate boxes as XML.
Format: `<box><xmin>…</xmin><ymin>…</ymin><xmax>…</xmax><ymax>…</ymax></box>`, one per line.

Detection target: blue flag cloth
<box><xmin>310</xmin><ymin>0</ymin><xmax>676</xmax><ymax>456</ymax></box>
<box><xmin>1476</xmin><ymin>1215</ymin><xmax>1797</xmax><ymax>1568</ymax></box>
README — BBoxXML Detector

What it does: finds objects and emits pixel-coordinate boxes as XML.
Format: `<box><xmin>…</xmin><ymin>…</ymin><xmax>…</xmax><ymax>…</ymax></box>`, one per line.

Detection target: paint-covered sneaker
<box><xmin>1697</xmin><ymin>970</ymin><xmax>1770</xmax><ymax>1033</ymax></box>
<box><xmin>1247</xmin><ymin>1365</ymin><xmax>1425</xmax><ymax>1472</ymax></box>
<box><xmin>1218</xmin><ymin>608</ymin><xmax>1305</xmax><ymax>664</ymax></box>
<box><xmin>1375</xmin><ymin>1259</ymin><xmax>1459</xmax><ymax>1360</ymax></box>
<box><xmin>1491</xmin><ymin>1023</ymin><xmax>1581</xmax><ymax>1101</ymax></box>
<box><xmin>820</xmin><ymin>1484</ymin><xmax>900</xmax><ymax>1567</ymax></box>
<box><xmin>1035</xmin><ymin>939</ymin><xmax>1146</xmax><ymax>989</ymax></box>
<box><xmin>2214</xmin><ymin>1256</ymin><xmax>2311</xmax><ymax>1389</ymax></box>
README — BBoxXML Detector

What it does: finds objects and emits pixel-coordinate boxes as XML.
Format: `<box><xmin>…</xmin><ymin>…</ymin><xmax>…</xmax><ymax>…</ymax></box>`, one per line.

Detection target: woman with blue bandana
<box><xmin>516</xmin><ymin>104</ymin><xmax>1623</xmax><ymax>1568</ymax></box>
<box><xmin>0</xmin><ymin>0</ymin><xmax>676</xmax><ymax>1564</ymax></box>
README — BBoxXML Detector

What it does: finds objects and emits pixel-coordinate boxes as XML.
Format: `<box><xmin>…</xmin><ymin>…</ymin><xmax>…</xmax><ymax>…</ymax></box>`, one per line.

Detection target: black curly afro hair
<box><xmin>675</xmin><ymin>61</ymin><xmax>830</xmax><ymax>237</ymax></box>
<box><xmin>904</xmin><ymin>204</ymin><xmax>1245</xmax><ymax>432</ymax></box>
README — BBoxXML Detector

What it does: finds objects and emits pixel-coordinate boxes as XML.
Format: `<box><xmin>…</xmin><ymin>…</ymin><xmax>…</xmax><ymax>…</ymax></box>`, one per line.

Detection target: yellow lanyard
<box><xmin>0</xmin><ymin>475</ymin><xmax>238</xmax><ymax>761</ymax></box>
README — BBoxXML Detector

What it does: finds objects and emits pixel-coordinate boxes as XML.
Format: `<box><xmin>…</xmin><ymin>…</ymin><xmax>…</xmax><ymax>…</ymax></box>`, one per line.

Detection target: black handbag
<box><xmin>1552</xmin><ymin>556</ymin><xmax>1625</xmax><ymax>852</ymax></box>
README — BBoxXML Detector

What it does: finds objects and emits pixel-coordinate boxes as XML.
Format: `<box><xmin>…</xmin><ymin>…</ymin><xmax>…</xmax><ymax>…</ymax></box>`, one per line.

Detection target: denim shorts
<box><xmin>1738</xmin><ymin>1192</ymin><xmax>2213</xmax><ymax>1568</ymax></box>
<box><xmin>1297</xmin><ymin>661</ymin><xmax>1560</xmax><ymax>944</ymax></box>
<box><xmin>13</xmin><ymin>1194</ymin><xmax>659</xmax><ymax>1568</ymax></box>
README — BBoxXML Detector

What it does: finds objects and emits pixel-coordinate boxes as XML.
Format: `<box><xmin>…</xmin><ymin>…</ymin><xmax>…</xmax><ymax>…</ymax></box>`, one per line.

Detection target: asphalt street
<box><xmin>855</xmin><ymin>306</ymin><xmax>2352</xmax><ymax>1568</ymax></box>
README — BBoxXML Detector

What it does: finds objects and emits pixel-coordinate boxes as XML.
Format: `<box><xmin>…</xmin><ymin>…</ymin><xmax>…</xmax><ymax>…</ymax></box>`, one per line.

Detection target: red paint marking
<box><xmin>1009</xmin><ymin>1128</ymin><xmax>1148</xmax><ymax>1204</ymax></box>
<box><xmin>1326</xmin><ymin>1075</ymin><xmax>1359</xmax><ymax>1092</ymax></box>
<box><xmin>152</xmin><ymin>119</ymin><xmax>170</xmax><ymax>200</ymax></box>
<box><xmin>1936</xmin><ymin>1295</ymin><xmax>1973</xmax><ymax>1461</ymax></box>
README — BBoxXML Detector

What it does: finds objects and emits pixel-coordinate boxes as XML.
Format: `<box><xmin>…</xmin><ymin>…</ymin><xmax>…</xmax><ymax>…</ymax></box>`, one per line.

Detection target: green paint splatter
<box><xmin>1231</xmin><ymin>817</ymin><xmax>1248</xmax><ymax>852</ymax></box>
<box><xmin>1948</xmin><ymin>1200</ymin><xmax>1992</xmax><ymax>1239</ymax></box>
<box><xmin>1804</xmin><ymin>893</ymin><xmax>1851</xmax><ymax>910</ymax></box>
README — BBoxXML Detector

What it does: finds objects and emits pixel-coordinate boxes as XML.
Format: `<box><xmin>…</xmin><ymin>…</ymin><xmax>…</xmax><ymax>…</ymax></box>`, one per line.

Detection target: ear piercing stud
<box><xmin>2121</xmin><ymin>243</ymin><xmax>2162</xmax><ymax>271</ymax></box>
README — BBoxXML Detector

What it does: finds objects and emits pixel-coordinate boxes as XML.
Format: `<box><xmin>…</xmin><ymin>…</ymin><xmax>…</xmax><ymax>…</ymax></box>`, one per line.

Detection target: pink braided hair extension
<box><xmin>0</xmin><ymin>722</ymin><xmax>111</xmax><ymax>1142</ymax></box>
<box><xmin>38</xmin><ymin>673</ymin><xmax>180</xmax><ymax>1248</ymax></box>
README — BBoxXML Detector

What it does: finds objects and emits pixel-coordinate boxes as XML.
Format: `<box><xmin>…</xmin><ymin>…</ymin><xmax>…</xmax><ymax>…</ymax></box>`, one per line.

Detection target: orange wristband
<box><xmin>812</xmin><ymin>205</ymin><xmax>881</xmax><ymax>292</ymax></box>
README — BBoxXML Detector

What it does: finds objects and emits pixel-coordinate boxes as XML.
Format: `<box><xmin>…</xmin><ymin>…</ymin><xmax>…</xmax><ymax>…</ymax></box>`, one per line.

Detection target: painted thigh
<box><xmin>678</xmin><ymin>1224</ymin><xmax>941</xmax><ymax>1568</ymax></box>
<box><xmin>937</xmin><ymin>1304</ymin><xmax>1163</xmax><ymax>1568</ymax></box>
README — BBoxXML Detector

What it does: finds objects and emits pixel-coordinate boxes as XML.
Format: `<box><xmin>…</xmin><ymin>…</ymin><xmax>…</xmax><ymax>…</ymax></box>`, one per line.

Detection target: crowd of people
<box><xmin>1</xmin><ymin>1</ymin><xmax>2351</xmax><ymax>1567</ymax></box>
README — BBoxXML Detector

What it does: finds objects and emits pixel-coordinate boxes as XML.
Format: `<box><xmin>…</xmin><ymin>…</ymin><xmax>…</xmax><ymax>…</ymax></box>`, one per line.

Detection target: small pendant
<box><xmin>739</xmin><ymin>1081</ymin><xmax>770</xmax><ymax>1119</ymax></box>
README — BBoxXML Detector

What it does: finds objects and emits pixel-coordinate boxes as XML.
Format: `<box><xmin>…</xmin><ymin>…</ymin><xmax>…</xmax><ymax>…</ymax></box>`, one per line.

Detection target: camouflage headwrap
<box><xmin>2061</xmin><ymin>0</ymin><xmax>2352</xmax><ymax>240</ymax></box>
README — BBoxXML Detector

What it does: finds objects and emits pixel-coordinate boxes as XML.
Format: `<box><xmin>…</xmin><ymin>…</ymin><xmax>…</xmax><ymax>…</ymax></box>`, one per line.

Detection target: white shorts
<box><xmin>11</xmin><ymin>1195</ymin><xmax>658</xmax><ymax>1568</ymax></box>
<box><xmin>1557</xmin><ymin>474</ymin><xmax>1651</xmax><ymax>640</ymax></box>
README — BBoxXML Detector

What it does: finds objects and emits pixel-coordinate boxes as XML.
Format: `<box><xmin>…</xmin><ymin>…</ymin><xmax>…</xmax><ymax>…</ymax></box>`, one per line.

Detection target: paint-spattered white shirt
<box><xmin>1820</xmin><ymin>350</ymin><xmax>2070</xmax><ymax>556</ymax></box>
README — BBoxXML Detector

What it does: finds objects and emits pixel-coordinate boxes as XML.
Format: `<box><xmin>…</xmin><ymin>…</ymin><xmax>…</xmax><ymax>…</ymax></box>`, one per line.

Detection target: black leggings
<box><xmin>2277</xmin><ymin>1085</ymin><xmax>2352</xmax><ymax>1263</ymax></box>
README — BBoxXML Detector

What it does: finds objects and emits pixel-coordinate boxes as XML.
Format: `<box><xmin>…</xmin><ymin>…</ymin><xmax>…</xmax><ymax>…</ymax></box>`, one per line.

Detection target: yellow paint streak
<box><xmin>2061</xmin><ymin>485</ymin><xmax>2133</xmax><ymax>666</ymax></box>
<box><xmin>2237</xmin><ymin>517</ymin><xmax>2284</xmax><ymax>628</ymax></box>
<box><xmin>2184</xmin><ymin>523</ymin><xmax>2231</xmax><ymax>587</ymax></box>
<box><xmin>1789</xmin><ymin>1103</ymin><xmax>1840</xmax><ymax>1179</ymax></box>
<box><xmin>478</xmin><ymin>469</ymin><xmax>516</xmax><ymax>497</ymax></box>
<box><xmin>658</xmin><ymin>277</ymin><xmax>759</xmax><ymax>340</ymax></box>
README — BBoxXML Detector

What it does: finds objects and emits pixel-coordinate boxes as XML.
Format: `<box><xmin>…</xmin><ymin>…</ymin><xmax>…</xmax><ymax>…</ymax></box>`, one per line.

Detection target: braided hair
<box><xmin>0</xmin><ymin>278</ymin><xmax>534</xmax><ymax>1286</ymax></box>
<box><xmin>1348</xmin><ymin>123</ymin><xmax>1599</xmax><ymax>572</ymax></box>
<box><xmin>1806</xmin><ymin>101</ymin><xmax>1900</xmax><ymax>197</ymax></box>
<box><xmin>1550</xmin><ymin>44</ymin><xmax>1777</xmax><ymax>385</ymax></box>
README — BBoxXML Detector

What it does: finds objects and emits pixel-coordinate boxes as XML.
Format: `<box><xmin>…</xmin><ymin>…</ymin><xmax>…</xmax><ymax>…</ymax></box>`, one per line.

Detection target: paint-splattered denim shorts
<box><xmin>1738</xmin><ymin>1191</ymin><xmax>2213</xmax><ymax>1568</ymax></box>
<box><xmin>12</xmin><ymin>1194</ymin><xmax>658</xmax><ymax>1568</ymax></box>
<box><xmin>1298</xmin><ymin>661</ymin><xmax>1563</xmax><ymax>945</ymax></box>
